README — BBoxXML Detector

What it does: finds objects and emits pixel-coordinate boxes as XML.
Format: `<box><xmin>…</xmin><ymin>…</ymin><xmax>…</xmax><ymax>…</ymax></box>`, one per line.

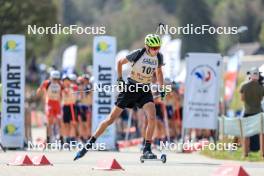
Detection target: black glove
<box><xmin>117</xmin><ymin>77</ymin><xmax>125</xmax><ymax>84</ymax></box>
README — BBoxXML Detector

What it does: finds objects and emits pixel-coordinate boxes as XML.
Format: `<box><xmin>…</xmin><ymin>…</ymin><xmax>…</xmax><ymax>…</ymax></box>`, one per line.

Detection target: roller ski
<box><xmin>140</xmin><ymin>152</ymin><xmax>167</xmax><ymax>163</ymax></box>
<box><xmin>140</xmin><ymin>151</ymin><xmax>167</xmax><ymax>163</ymax></box>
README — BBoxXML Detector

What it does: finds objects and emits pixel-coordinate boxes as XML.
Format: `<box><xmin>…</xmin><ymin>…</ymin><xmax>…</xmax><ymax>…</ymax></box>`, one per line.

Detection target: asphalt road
<box><xmin>0</xmin><ymin>148</ymin><xmax>263</xmax><ymax>176</ymax></box>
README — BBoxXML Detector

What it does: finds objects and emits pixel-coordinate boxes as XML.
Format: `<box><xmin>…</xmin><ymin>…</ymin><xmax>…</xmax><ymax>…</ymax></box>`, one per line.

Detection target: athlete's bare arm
<box><xmin>117</xmin><ymin>58</ymin><xmax>129</xmax><ymax>78</ymax></box>
<box><xmin>36</xmin><ymin>84</ymin><xmax>44</xmax><ymax>96</ymax></box>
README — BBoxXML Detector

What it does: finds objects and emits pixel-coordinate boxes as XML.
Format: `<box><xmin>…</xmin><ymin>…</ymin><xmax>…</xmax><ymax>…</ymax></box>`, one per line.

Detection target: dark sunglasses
<box><xmin>149</xmin><ymin>46</ymin><xmax>160</xmax><ymax>50</ymax></box>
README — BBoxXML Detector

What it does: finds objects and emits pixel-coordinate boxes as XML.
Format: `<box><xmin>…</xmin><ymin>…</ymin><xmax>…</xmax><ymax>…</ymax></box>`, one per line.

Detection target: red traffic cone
<box><xmin>7</xmin><ymin>154</ymin><xmax>33</xmax><ymax>166</ymax></box>
<box><xmin>93</xmin><ymin>158</ymin><xmax>124</xmax><ymax>170</ymax></box>
<box><xmin>31</xmin><ymin>155</ymin><xmax>53</xmax><ymax>166</ymax></box>
<box><xmin>212</xmin><ymin>164</ymin><xmax>249</xmax><ymax>176</ymax></box>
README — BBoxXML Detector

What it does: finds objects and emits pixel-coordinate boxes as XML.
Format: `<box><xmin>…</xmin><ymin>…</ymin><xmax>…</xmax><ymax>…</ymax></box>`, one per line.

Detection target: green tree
<box><xmin>97</xmin><ymin>0</ymin><xmax>176</xmax><ymax>50</ymax></box>
<box><xmin>259</xmin><ymin>23</ymin><xmax>264</xmax><ymax>47</ymax></box>
<box><xmin>214</xmin><ymin>0</ymin><xmax>264</xmax><ymax>53</ymax></box>
<box><xmin>177</xmin><ymin>0</ymin><xmax>218</xmax><ymax>55</ymax></box>
<box><xmin>0</xmin><ymin>0</ymin><xmax>58</xmax><ymax>59</ymax></box>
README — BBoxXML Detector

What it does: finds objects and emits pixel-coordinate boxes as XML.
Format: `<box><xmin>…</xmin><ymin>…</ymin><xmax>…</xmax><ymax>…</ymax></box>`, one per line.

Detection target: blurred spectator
<box><xmin>76</xmin><ymin>75</ymin><xmax>93</xmax><ymax>142</ymax></box>
<box><xmin>26</xmin><ymin>56</ymin><xmax>39</xmax><ymax>83</ymax></box>
<box><xmin>240</xmin><ymin>67</ymin><xmax>264</xmax><ymax>157</ymax></box>
<box><xmin>37</xmin><ymin>70</ymin><xmax>63</xmax><ymax>143</ymax></box>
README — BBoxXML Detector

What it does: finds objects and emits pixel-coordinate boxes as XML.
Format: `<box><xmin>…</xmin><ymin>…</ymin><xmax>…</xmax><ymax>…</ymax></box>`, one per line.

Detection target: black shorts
<box><xmin>166</xmin><ymin>105</ymin><xmax>174</xmax><ymax>119</ymax></box>
<box><xmin>63</xmin><ymin>104</ymin><xmax>78</xmax><ymax>123</ymax></box>
<box><xmin>77</xmin><ymin>104</ymin><xmax>90</xmax><ymax>122</ymax></box>
<box><xmin>155</xmin><ymin>104</ymin><xmax>163</xmax><ymax>121</ymax></box>
<box><xmin>115</xmin><ymin>82</ymin><xmax>154</xmax><ymax>109</ymax></box>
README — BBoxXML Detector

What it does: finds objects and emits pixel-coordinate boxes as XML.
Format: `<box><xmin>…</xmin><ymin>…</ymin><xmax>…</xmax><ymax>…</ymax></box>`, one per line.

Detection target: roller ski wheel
<box><xmin>140</xmin><ymin>151</ymin><xmax>168</xmax><ymax>163</ymax></box>
<box><xmin>140</xmin><ymin>156</ymin><xmax>144</xmax><ymax>163</ymax></box>
<box><xmin>161</xmin><ymin>154</ymin><xmax>167</xmax><ymax>163</ymax></box>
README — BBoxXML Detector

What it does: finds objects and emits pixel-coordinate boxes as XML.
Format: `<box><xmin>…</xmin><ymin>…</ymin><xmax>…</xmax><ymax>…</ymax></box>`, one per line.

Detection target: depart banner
<box><xmin>92</xmin><ymin>36</ymin><xmax>117</xmax><ymax>150</ymax></box>
<box><xmin>1</xmin><ymin>35</ymin><xmax>25</xmax><ymax>148</ymax></box>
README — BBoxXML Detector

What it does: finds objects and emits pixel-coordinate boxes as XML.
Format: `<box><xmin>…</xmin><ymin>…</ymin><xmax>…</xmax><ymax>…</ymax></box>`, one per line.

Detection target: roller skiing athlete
<box><xmin>74</xmin><ymin>34</ymin><xmax>167</xmax><ymax>161</ymax></box>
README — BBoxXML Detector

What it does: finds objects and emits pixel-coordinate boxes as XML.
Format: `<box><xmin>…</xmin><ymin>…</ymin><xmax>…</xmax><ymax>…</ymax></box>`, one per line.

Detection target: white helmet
<box><xmin>69</xmin><ymin>73</ymin><xmax>77</xmax><ymax>81</ymax></box>
<box><xmin>50</xmin><ymin>70</ymin><xmax>60</xmax><ymax>79</ymax></box>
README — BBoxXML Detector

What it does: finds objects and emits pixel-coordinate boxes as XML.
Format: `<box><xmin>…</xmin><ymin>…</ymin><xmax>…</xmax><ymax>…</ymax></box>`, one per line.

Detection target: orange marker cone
<box><xmin>31</xmin><ymin>155</ymin><xmax>53</xmax><ymax>166</ymax></box>
<box><xmin>93</xmin><ymin>158</ymin><xmax>124</xmax><ymax>170</ymax></box>
<box><xmin>7</xmin><ymin>154</ymin><xmax>33</xmax><ymax>166</ymax></box>
<box><xmin>212</xmin><ymin>164</ymin><xmax>249</xmax><ymax>176</ymax></box>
